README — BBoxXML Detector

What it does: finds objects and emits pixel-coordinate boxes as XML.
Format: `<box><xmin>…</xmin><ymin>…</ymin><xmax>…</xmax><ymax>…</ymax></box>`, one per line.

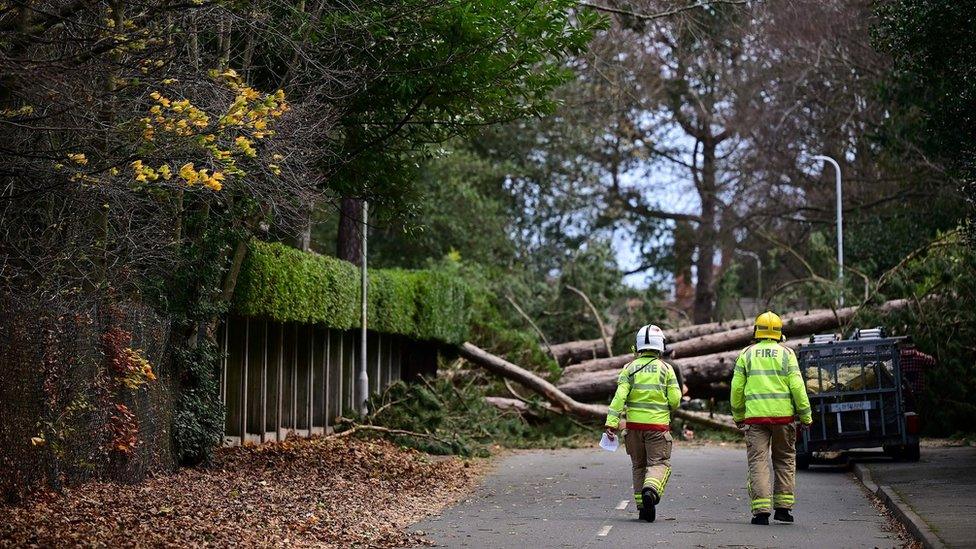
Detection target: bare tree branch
<box><xmin>579</xmin><ymin>0</ymin><xmax>749</xmax><ymax>21</ymax></box>
<box><xmin>564</xmin><ymin>284</ymin><xmax>613</xmax><ymax>356</ymax></box>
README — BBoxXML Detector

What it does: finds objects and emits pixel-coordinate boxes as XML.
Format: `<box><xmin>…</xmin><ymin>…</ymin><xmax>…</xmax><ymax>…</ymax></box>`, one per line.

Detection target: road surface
<box><xmin>410</xmin><ymin>444</ymin><xmax>901</xmax><ymax>548</ymax></box>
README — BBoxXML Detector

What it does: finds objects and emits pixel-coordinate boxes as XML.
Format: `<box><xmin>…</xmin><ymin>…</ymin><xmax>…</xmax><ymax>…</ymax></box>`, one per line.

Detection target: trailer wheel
<box><xmin>902</xmin><ymin>442</ymin><xmax>921</xmax><ymax>462</ymax></box>
<box><xmin>884</xmin><ymin>443</ymin><xmax>921</xmax><ymax>462</ymax></box>
<box><xmin>797</xmin><ymin>452</ymin><xmax>811</xmax><ymax>470</ymax></box>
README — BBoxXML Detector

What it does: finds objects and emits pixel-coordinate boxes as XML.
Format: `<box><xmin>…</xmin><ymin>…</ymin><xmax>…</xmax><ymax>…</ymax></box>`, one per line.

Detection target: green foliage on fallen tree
<box><xmin>233</xmin><ymin>241</ymin><xmax>470</xmax><ymax>343</ymax></box>
<box><xmin>864</xmin><ymin>231</ymin><xmax>976</xmax><ymax>436</ymax></box>
<box><xmin>362</xmin><ymin>378</ymin><xmax>598</xmax><ymax>457</ymax></box>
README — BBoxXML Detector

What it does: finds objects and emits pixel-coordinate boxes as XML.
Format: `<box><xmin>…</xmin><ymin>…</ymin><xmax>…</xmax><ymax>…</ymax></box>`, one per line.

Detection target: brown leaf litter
<box><xmin>0</xmin><ymin>436</ymin><xmax>486</xmax><ymax>548</ymax></box>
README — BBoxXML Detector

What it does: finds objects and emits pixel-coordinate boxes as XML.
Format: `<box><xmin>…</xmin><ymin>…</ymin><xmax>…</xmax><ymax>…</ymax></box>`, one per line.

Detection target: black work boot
<box><xmin>640</xmin><ymin>488</ymin><xmax>658</xmax><ymax>522</ymax></box>
<box><xmin>774</xmin><ymin>508</ymin><xmax>794</xmax><ymax>523</ymax></box>
<box><xmin>751</xmin><ymin>513</ymin><xmax>770</xmax><ymax>525</ymax></box>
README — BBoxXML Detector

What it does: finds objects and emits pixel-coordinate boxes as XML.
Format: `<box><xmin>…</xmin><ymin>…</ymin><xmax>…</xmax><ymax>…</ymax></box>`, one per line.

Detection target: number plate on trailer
<box><xmin>827</xmin><ymin>400</ymin><xmax>876</xmax><ymax>412</ymax></box>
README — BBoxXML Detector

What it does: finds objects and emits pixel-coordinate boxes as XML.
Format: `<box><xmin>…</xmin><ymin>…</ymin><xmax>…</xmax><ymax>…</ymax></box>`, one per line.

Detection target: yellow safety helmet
<box><xmin>754</xmin><ymin>311</ymin><xmax>784</xmax><ymax>341</ymax></box>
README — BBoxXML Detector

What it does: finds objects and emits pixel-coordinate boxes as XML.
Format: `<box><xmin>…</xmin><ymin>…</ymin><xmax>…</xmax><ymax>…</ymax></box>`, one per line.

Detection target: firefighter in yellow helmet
<box><xmin>730</xmin><ymin>311</ymin><xmax>813</xmax><ymax>525</ymax></box>
<box><xmin>604</xmin><ymin>324</ymin><xmax>681</xmax><ymax>522</ymax></box>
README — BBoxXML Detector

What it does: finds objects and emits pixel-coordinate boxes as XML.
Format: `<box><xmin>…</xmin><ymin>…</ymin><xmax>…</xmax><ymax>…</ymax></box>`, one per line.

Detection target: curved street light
<box><xmin>358</xmin><ymin>200</ymin><xmax>370</xmax><ymax>416</ymax></box>
<box><xmin>812</xmin><ymin>155</ymin><xmax>844</xmax><ymax>307</ymax></box>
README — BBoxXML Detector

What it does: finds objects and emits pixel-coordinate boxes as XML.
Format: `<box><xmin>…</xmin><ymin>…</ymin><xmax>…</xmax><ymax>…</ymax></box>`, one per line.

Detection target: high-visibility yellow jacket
<box><xmin>605</xmin><ymin>353</ymin><xmax>681</xmax><ymax>431</ymax></box>
<box><xmin>730</xmin><ymin>339</ymin><xmax>812</xmax><ymax>425</ymax></box>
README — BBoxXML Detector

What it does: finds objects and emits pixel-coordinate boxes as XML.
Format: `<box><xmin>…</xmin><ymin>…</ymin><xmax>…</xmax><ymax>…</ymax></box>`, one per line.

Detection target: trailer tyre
<box><xmin>884</xmin><ymin>443</ymin><xmax>921</xmax><ymax>462</ymax></box>
<box><xmin>797</xmin><ymin>452</ymin><xmax>811</xmax><ymax>470</ymax></box>
<box><xmin>902</xmin><ymin>442</ymin><xmax>921</xmax><ymax>462</ymax></box>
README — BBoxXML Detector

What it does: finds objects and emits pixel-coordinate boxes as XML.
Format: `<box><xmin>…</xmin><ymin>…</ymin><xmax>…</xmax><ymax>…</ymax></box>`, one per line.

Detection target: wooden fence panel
<box><xmin>328</xmin><ymin>329</ymin><xmax>343</xmax><ymax>426</ymax></box>
<box><xmin>219</xmin><ymin>316</ymin><xmax>423</xmax><ymax>446</ymax></box>
<box><xmin>245</xmin><ymin>319</ymin><xmax>264</xmax><ymax>443</ymax></box>
<box><xmin>223</xmin><ymin>318</ymin><xmax>244</xmax><ymax>442</ymax></box>
<box><xmin>312</xmin><ymin>326</ymin><xmax>328</xmax><ymax>434</ymax></box>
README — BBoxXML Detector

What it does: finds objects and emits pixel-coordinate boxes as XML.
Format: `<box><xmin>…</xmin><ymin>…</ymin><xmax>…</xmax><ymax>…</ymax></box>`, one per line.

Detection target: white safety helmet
<box><xmin>635</xmin><ymin>324</ymin><xmax>666</xmax><ymax>353</ymax></box>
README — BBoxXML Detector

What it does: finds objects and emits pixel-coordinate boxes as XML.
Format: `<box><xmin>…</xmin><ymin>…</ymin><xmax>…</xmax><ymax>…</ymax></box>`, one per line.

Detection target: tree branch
<box><xmin>579</xmin><ymin>0</ymin><xmax>749</xmax><ymax>21</ymax></box>
<box><xmin>564</xmin><ymin>285</ymin><xmax>613</xmax><ymax>357</ymax></box>
<box><xmin>505</xmin><ymin>294</ymin><xmax>556</xmax><ymax>360</ymax></box>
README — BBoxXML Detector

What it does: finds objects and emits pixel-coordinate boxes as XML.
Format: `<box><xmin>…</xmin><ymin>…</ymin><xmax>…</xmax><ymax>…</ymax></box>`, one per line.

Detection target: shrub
<box><xmin>234</xmin><ymin>241</ymin><xmax>470</xmax><ymax>344</ymax></box>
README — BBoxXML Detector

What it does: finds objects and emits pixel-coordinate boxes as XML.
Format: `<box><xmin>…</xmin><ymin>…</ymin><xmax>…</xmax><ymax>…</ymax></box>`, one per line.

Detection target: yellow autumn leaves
<box><xmin>178</xmin><ymin>162</ymin><xmax>225</xmax><ymax>191</ymax></box>
<box><xmin>128</xmin><ymin>70</ymin><xmax>289</xmax><ymax>192</ymax></box>
<box><xmin>143</xmin><ymin>91</ymin><xmax>210</xmax><ymax>139</ymax></box>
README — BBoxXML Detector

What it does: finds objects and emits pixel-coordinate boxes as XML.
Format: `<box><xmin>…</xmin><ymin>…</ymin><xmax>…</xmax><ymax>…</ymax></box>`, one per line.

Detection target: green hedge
<box><xmin>234</xmin><ymin>241</ymin><xmax>470</xmax><ymax>344</ymax></box>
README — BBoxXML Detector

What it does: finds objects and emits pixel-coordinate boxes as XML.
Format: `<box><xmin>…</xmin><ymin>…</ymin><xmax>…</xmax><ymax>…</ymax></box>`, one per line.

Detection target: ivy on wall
<box><xmin>233</xmin><ymin>241</ymin><xmax>470</xmax><ymax>344</ymax></box>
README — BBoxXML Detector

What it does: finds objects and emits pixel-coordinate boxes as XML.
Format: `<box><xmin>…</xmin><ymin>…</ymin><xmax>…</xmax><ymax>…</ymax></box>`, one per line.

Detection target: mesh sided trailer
<box><xmin>796</xmin><ymin>336</ymin><xmax>919</xmax><ymax>468</ymax></box>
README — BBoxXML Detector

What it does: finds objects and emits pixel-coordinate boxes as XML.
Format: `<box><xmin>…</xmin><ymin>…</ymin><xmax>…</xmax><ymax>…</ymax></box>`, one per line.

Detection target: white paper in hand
<box><xmin>600</xmin><ymin>432</ymin><xmax>619</xmax><ymax>452</ymax></box>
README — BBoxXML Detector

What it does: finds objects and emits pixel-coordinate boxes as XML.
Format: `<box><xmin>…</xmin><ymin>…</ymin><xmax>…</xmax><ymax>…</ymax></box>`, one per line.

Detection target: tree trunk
<box><xmin>670</xmin><ymin>317</ymin><xmax>754</xmax><ymax>342</ymax></box>
<box><xmin>460</xmin><ymin>343</ymin><xmax>738</xmax><ymax>432</ymax></box>
<box><xmin>561</xmin><ymin>353</ymin><xmax>632</xmax><ymax>380</ymax></box>
<box><xmin>337</xmin><ymin>197</ymin><xmax>363</xmax><ymax>265</ymax></box>
<box><xmin>692</xmin><ymin>139</ymin><xmax>718</xmax><ymax>324</ymax></box>
<box><xmin>295</xmin><ymin>201</ymin><xmax>312</xmax><ymax>252</ymax></box>
<box><xmin>549</xmin><ymin>338</ymin><xmax>609</xmax><ymax>366</ymax></box>
<box><xmin>484</xmin><ymin>396</ymin><xmax>549</xmax><ymax>418</ymax></box>
<box><xmin>458</xmin><ymin>343</ymin><xmax>606</xmax><ymax>417</ymax></box>
<box><xmin>558</xmin><ymin>307</ymin><xmax>835</xmax><ymax>377</ymax></box>
<box><xmin>558</xmin><ymin>299</ymin><xmax>910</xmax><ymax>400</ymax></box>
<box><xmin>562</xmin><ymin>302</ymin><xmax>908</xmax><ymax>382</ymax></box>
<box><xmin>557</xmin><ymin>299</ymin><xmax>911</xmax><ymax>401</ymax></box>
<box><xmin>557</xmin><ymin>340</ymin><xmax>803</xmax><ymax>402</ymax></box>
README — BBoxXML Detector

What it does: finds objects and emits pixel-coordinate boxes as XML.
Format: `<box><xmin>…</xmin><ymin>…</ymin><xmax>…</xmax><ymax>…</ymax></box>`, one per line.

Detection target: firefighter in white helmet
<box><xmin>605</xmin><ymin>324</ymin><xmax>681</xmax><ymax>522</ymax></box>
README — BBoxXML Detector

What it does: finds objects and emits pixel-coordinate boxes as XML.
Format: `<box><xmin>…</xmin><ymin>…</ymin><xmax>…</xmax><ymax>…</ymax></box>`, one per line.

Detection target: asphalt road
<box><xmin>410</xmin><ymin>444</ymin><xmax>901</xmax><ymax>548</ymax></box>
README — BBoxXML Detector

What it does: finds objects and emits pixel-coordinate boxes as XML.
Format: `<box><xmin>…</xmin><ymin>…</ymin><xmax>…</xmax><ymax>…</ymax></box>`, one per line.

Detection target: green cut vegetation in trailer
<box><xmin>233</xmin><ymin>241</ymin><xmax>471</xmax><ymax>344</ymax></box>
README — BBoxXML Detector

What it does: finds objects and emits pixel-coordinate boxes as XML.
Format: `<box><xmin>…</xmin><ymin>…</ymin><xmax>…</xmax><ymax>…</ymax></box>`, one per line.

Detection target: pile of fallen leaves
<box><xmin>0</xmin><ymin>436</ymin><xmax>482</xmax><ymax>548</ymax></box>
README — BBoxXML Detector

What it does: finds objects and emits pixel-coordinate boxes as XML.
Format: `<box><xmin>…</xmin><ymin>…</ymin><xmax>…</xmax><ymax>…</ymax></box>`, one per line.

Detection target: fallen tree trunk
<box><xmin>672</xmin><ymin>298</ymin><xmax>908</xmax><ymax>358</ymax></box>
<box><xmin>562</xmin><ymin>299</ymin><xmax>910</xmax><ymax>380</ymax></box>
<box><xmin>485</xmin><ymin>396</ymin><xmax>549</xmax><ymax>417</ymax></box>
<box><xmin>561</xmin><ymin>338</ymin><xmax>806</xmax><ymax>385</ymax></box>
<box><xmin>672</xmin><ymin>409</ymin><xmax>738</xmax><ymax>432</ymax></box>
<box><xmin>677</xmin><ymin>339</ymin><xmax>804</xmax><ymax>391</ymax></box>
<box><xmin>557</xmin><ymin>300</ymin><xmax>912</xmax><ymax>402</ymax></box>
<box><xmin>459</xmin><ymin>343</ymin><xmax>606</xmax><ymax>418</ymax></box>
<box><xmin>666</xmin><ymin>307</ymin><xmax>832</xmax><ymax>343</ymax></box>
<box><xmin>549</xmin><ymin>338</ymin><xmax>609</xmax><ymax>366</ymax></box>
<box><xmin>460</xmin><ymin>343</ymin><xmax>739</xmax><ymax>433</ymax></box>
<box><xmin>550</xmin><ymin>308</ymin><xmax>837</xmax><ymax>369</ymax></box>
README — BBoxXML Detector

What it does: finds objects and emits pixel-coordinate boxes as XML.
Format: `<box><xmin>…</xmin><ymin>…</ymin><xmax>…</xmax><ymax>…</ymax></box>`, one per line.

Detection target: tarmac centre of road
<box><xmin>409</xmin><ymin>444</ymin><xmax>904</xmax><ymax>548</ymax></box>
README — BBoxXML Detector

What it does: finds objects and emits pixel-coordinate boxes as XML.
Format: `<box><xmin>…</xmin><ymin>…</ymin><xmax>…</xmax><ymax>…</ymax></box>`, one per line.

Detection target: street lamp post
<box><xmin>358</xmin><ymin>200</ymin><xmax>369</xmax><ymax>416</ymax></box>
<box><xmin>812</xmin><ymin>155</ymin><xmax>843</xmax><ymax>307</ymax></box>
<box><xmin>738</xmin><ymin>250</ymin><xmax>762</xmax><ymax>305</ymax></box>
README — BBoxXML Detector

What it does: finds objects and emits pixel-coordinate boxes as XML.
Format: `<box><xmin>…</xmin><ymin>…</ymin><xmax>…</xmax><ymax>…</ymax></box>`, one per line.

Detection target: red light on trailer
<box><xmin>905</xmin><ymin>412</ymin><xmax>920</xmax><ymax>434</ymax></box>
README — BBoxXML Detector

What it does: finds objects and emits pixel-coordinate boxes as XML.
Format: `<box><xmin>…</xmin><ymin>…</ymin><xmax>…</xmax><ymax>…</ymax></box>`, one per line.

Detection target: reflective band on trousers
<box><xmin>751</xmin><ymin>498</ymin><xmax>771</xmax><ymax>510</ymax></box>
<box><xmin>643</xmin><ymin>466</ymin><xmax>672</xmax><ymax>496</ymax></box>
<box><xmin>745</xmin><ymin>392</ymin><xmax>792</xmax><ymax>401</ymax></box>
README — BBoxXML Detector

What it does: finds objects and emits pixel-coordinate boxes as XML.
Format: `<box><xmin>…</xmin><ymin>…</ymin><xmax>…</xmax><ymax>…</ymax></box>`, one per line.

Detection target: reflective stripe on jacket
<box><xmin>730</xmin><ymin>340</ymin><xmax>812</xmax><ymax>424</ymax></box>
<box><xmin>605</xmin><ymin>353</ymin><xmax>681</xmax><ymax>430</ymax></box>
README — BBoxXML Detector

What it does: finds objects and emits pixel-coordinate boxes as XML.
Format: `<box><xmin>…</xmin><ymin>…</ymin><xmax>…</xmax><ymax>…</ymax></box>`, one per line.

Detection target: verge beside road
<box><xmin>852</xmin><ymin>444</ymin><xmax>976</xmax><ymax>549</ymax></box>
<box><xmin>0</xmin><ymin>437</ymin><xmax>484</xmax><ymax>548</ymax></box>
